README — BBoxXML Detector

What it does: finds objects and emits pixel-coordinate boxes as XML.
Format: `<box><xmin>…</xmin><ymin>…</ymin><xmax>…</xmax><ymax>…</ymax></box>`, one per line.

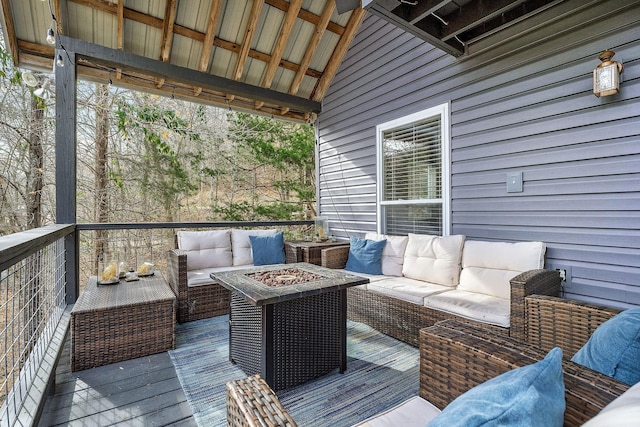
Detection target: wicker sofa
<box><xmin>321</xmin><ymin>234</ymin><xmax>561</xmax><ymax>346</ymax></box>
<box><xmin>167</xmin><ymin>228</ymin><xmax>283</xmax><ymax>322</ymax></box>
<box><xmin>226</xmin><ymin>305</ymin><xmax>630</xmax><ymax>427</ymax></box>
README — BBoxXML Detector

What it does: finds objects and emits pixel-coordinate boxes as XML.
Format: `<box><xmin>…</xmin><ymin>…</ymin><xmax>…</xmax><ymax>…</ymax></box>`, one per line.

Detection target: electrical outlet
<box><xmin>549</xmin><ymin>265</ymin><xmax>572</xmax><ymax>289</ymax></box>
<box><xmin>556</xmin><ymin>268</ymin><xmax>567</xmax><ymax>281</ymax></box>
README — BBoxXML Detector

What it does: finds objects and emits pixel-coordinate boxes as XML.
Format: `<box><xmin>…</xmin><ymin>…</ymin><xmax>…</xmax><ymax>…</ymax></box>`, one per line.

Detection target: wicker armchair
<box><xmin>525</xmin><ymin>294</ymin><xmax>622</xmax><ymax>356</ymax></box>
<box><xmin>167</xmin><ymin>239</ymin><xmax>230</xmax><ymax>323</ymax></box>
<box><xmin>321</xmin><ymin>245</ymin><xmax>560</xmax><ymax>346</ymax></box>
<box><xmin>227</xmin><ymin>319</ymin><xmax>628</xmax><ymax>427</ymax></box>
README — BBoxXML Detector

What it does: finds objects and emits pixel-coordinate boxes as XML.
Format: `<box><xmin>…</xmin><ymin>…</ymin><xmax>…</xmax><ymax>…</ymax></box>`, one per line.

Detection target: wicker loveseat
<box><xmin>321</xmin><ymin>234</ymin><xmax>561</xmax><ymax>346</ymax></box>
<box><xmin>167</xmin><ymin>228</ymin><xmax>283</xmax><ymax>322</ymax></box>
<box><xmin>226</xmin><ymin>310</ymin><xmax>630</xmax><ymax>427</ymax></box>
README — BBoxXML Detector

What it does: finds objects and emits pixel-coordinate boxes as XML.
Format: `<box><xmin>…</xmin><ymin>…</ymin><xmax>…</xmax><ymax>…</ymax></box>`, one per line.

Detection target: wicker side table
<box><xmin>284</xmin><ymin>240</ymin><xmax>350</xmax><ymax>265</ymax></box>
<box><xmin>71</xmin><ymin>271</ymin><xmax>176</xmax><ymax>371</ymax></box>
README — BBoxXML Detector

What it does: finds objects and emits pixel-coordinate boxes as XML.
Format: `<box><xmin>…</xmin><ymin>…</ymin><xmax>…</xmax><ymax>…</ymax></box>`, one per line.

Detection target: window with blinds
<box><xmin>377</xmin><ymin>104</ymin><xmax>449</xmax><ymax>236</ymax></box>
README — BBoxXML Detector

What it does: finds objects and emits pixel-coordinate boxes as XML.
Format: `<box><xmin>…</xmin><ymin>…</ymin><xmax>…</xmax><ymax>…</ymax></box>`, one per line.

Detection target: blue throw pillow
<box><xmin>249</xmin><ymin>232</ymin><xmax>285</xmax><ymax>266</ymax></box>
<box><xmin>571</xmin><ymin>307</ymin><xmax>640</xmax><ymax>386</ymax></box>
<box><xmin>428</xmin><ymin>347</ymin><xmax>565</xmax><ymax>427</ymax></box>
<box><xmin>345</xmin><ymin>237</ymin><xmax>386</xmax><ymax>275</ymax></box>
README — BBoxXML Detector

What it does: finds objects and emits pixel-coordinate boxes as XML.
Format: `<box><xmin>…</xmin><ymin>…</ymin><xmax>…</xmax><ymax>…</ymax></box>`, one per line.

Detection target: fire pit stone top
<box><xmin>210</xmin><ymin>262</ymin><xmax>370</xmax><ymax>306</ymax></box>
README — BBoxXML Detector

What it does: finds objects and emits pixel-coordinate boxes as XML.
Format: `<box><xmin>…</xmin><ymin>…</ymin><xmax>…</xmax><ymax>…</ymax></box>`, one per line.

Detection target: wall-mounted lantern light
<box><xmin>593</xmin><ymin>49</ymin><xmax>623</xmax><ymax>97</ymax></box>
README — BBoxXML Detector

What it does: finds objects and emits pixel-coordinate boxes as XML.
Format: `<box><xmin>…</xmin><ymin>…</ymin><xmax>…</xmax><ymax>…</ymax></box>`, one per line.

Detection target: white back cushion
<box><xmin>177</xmin><ymin>230</ymin><xmax>232</xmax><ymax>270</ymax></box>
<box><xmin>402</xmin><ymin>234</ymin><xmax>465</xmax><ymax>286</ymax></box>
<box><xmin>458</xmin><ymin>240</ymin><xmax>546</xmax><ymax>299</ymax></box>
<box><xmin>365</xmin><ymin>233</ymin><xmax>409</xmax><ymax>276</ymax></box>
<box><xmin>231</xmin><ymin>229</ymin><xmax>278</xmax><ymax>266</ymax></box>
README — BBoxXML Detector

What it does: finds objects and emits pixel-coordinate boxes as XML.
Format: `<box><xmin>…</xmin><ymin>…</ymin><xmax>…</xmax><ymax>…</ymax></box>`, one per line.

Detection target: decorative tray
<box><xmin>97</xmin><ymin>277</ymin><xmax>119</xmax><ymax>285</ymax></box>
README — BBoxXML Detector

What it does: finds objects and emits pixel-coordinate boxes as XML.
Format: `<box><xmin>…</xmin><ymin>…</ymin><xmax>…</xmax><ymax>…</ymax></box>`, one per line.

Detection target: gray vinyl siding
<box><xmin>317</xmin><ymin>0</ymin><xmax>640</xmax><ymax>309</ymax></box>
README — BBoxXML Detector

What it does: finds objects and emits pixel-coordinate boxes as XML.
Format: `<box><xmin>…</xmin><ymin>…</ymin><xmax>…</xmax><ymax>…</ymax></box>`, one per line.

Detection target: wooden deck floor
<box><xmin>39</xmin><ymin>333</ymin><xmax>197</xmax><ymax>426</ymax></box>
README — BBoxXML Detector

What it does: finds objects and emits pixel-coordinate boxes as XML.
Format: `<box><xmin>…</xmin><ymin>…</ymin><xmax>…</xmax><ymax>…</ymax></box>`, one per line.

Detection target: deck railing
<box><xmin>0</xmin><ymin>225</ymin><xmax>73</xmax><ymax>426</ymax></box>
<box><xmin>0</xmin><ymin>220</ymin><xmax>313</xmax><ymax>426</ymax></box>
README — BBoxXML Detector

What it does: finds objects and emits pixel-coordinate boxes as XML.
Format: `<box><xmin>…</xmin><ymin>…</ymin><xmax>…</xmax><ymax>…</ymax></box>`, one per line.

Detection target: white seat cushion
<box><xmin>230</xmin><ymin>229</ymin><xmax>278</xmax><ymax>266</ymax></box>
<box><xmin>365</xmin><ymin>233</ymin><xmax>409</xmax><ymax>277</ymax></box>
<box><xmin>458</xmin><ymin>240</ymin><xmax>546</xmax><ymax>299</ymax></box>
<box><xmin>338</xmin><ymin>269</ymin><xmax>387</xmax><ymax>284</ymax></box>
<box><xmin>177</xmin><ymin>230</ymin><xmax>232</xmax><ymax>270</ymax></box>
<box><xmin>186</xmin><ymin>265</ymin><xmax>252</xmax><ymax>287</ymax></box>
<box><xmin>424</xmin><ymin>289</ymin><xmax>511</xmax><ymax>328</ymax></box>
<box><xmin>402</xmin><ymin>234</ymin><xmax>465</xmax><ymax>286</ymax></box>
<box><xmin>368</xmin><ymin>277</ymin><xmax>452</xmax><ymax>305</ymax></box>
<box><xmin>582</xmin><ymin>381</ymin><xmax>640</xmax><ymax>426</ymax></box>
<box><xmin>352</xmin><ymin>396</ymin><xmax>440</xmax><ymax>427</ymax></box>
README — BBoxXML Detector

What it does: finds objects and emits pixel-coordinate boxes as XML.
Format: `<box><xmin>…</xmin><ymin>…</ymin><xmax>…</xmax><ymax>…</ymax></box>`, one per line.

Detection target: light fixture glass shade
<box><xmin>22</xmin><ymin>71</ymin><xmax>38</xmax><ymax>87</ymax></box>
<box><xmin>56</xmin><ymin>54</ymin><xmax>64</xmax><ymax>68</ymax></box>
<box><xmin>46</xmin><ymin>27</ymin><xmax>55</xmax><ymax>45</ymax></box>
<box><xmin>34</xmin><ymin>87</ymin><xmax>50</xmax><ymax>100</ymax></box>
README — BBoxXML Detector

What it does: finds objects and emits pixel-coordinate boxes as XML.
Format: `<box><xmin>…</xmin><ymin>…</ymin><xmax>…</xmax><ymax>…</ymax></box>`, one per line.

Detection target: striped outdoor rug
<box><xmin>169</xmin><ymin>315</ymin><xmax>419</xmax><ymax>427</ymax></box>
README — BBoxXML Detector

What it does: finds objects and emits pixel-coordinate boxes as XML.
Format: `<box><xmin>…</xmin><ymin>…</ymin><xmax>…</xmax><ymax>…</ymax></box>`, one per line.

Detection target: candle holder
<box><xmin>314</xmin><ymin>217</ymin><xmax>329</xmax><ymax>242</ymax></box>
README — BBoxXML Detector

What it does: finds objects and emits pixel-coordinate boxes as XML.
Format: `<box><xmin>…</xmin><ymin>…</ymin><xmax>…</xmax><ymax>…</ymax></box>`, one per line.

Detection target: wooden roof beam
<box><xmin>312</xmin><ymin>7</ymin><xmax>365</xmax><ymax>102</ymax></box>
<box><xmin>59</xmin><ymin>35</ymin><xmax>321</xmax><ymax>113</ymax></box>
<box><xmin>116</xmin><ymin>0</ymin><xmax>123</xmax><ymax>80</ymax></box>
<box><xmin>265</xmin><ymin>0</ymin><xmax>345</xmax><ymax>35</ymax></box>
<box><xmin>67</xmin><ymin>0</ymin><xmax>323</xmax><ymax>82</ymax></box>
<box><xmin>0</xmin><ymin>0</ymin><xmax>20</xmax><ymax>64</ymax></box>
<box><xmin>262</xmin><ymin>0</ymin><xmax>300</xmax><ymax>88</ymax></box>
<box><xmin>256</xmin><ymin>0</ymin><xmax>301</xmax><ymax>109</ymax></box>
<box><xmin>156</xmin><ymin>0</ymin><xmax>178</xmax><ymax>88</ymax></box>
<box><xmin>52</xmin><ymin>0</ymin><xmax>64</xmax><ymax>34</ymax></box>
<box><xmin>194</xmin><ymin>0</ymin><xmax>222</xmax><ymax>95</ymax></box>
<box><xmin>288</xmin><ymin>1</ymin><xmax>334</xmax><ymax>96</ymax></box>
<box><xmin>159</xmin><ymin>0</ymin><xmax>177</xmax><ymax>63</ymax></box>
<box><xmin>233</xmin><ymin>0</ymin><xmax>264</xmax><ymax>81</ymax></box>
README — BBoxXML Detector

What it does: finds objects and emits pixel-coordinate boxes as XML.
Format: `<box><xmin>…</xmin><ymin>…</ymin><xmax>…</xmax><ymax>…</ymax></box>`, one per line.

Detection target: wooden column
<box><xmin>55</xmin><ymin>47</ymin><xmax>79</xmax><ymax>303</ymax></box>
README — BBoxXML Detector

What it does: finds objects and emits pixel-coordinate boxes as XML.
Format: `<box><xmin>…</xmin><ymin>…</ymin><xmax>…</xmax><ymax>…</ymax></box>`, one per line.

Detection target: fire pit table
<box><xmin>211</xmin><ymin>262</ymin><xmax>368</xmax><ymax>390</ymax></box>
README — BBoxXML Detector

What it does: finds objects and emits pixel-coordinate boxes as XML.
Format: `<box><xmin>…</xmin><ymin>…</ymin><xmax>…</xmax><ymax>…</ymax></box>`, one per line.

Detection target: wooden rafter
<box><xmin>288</xmin><ymin>1</ymin><xmax>334</xmax><ymax>96</ymax></box>
<box><xmin>262</xmin><ymin>0</ymin><xmax>301</xmax><ymax>89</ymax></box>
<box><xmin>194</xmin><ymin>0</ymin><xmax>223</xmax><ymax>96</ymax></box>
<box><xmin>265</xmin><ymin>0</ymin><xmax>344</xmax><ymax>36</ymax></box>
<box><xmin>255</xmin><ymin>0</ymin><xmax>301</xmax><ymax>109</ymax></box>
<box><xmin>312</xmin><ymin>7</ymin><xmax>365</xmax><ymax>102</ymax></box>
<box><xmin>116</xmin><ymin>0</ymin><xmax>123</xmax><ymax>80</ymax></box>
<box><xmin>66</xmin><ymin>0</ymin><xmax>327</xmax><ymax>81</ymax></box>
<box><xmin>156</xmin><ymin>0</ymin><xmax>177</xmax><ymax>88</ymax></box>
<box><xmin>0</xmin><ymin>0</ymin><xmax>20</xmax><ymax>64</ymax></box>
<box><xmin>52</xmin><ymin>0</ymin><xmax>63</xmax><ymax>34</ymax></box>
<box><xmin>233</xmin><ymin>0</ymin><xmax>264</xmax><ymax>81</ymax></box>
<box><xmin>159</xmin><ymin>0</ymin><xmax>177</xmax><ymax>62</ymax></box>
<box><xmin>7</xmin><ymin>0</ymin><xmax>371</xmax><ymax>121</ymax></box>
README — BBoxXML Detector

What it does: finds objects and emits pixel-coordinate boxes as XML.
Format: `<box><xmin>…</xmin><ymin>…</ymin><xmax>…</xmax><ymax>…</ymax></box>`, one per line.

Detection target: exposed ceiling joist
<box><xmin>364</xmin><ymin>0</ymin><xmax>564</xmax><ymax>57</ymax></box>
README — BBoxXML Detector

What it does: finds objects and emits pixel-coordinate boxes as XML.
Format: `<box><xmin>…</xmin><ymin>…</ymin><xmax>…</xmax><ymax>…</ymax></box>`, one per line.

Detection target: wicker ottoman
<box><xmin>71</xmin><ymin>271</ymin><xmax>176</xmax><ymax>371</ymax></box>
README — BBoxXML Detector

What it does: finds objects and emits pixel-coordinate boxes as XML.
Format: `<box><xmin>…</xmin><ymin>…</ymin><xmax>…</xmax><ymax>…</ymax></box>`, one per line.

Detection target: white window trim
<box><xmin>376</xmin><ymin>103</ymin><xmax>451</xmax><ymax>235</ymax></box>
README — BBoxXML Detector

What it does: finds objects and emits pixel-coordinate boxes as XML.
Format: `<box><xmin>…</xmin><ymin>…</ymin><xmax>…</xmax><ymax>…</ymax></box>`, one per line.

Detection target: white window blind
<box><xmin>377</xmin><ymin>104</ymin><xmax>449</xmax><ymax>236</ymax></box>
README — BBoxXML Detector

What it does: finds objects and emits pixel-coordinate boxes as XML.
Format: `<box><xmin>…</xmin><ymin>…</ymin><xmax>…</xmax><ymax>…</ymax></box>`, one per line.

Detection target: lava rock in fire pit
<box><xmin>248</xmin><ymin>268</ymin><xmax>324</xmax><ymax>287</ymax></box>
